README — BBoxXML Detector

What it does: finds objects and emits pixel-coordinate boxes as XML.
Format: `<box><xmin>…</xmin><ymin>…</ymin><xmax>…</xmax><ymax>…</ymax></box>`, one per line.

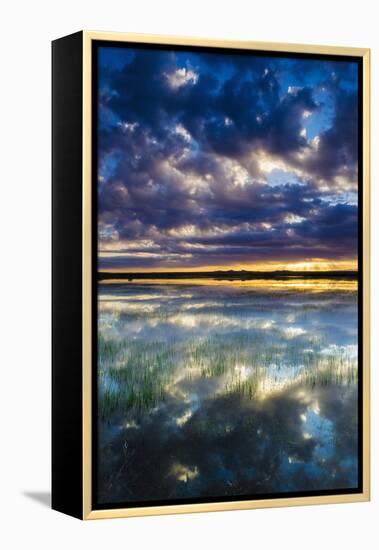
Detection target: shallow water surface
<box><xmin>97</xmin><ymin>279</ymin><xmax>358</xmax><ymax>504</ymax></box>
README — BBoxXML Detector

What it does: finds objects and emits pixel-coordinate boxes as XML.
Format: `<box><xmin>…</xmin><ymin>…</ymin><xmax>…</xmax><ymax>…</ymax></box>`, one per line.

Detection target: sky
<box><xmin>97</xmin><ymin>45</ymin><xmax>359</xmax><ymax>272</ymax></box>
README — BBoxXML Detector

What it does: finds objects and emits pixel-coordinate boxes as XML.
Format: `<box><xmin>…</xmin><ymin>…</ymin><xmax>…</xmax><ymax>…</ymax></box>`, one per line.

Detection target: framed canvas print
<box><xmin>52</xmin><ymin>31</ymin><xmax>370</xmax><ymax>520</ymax></box>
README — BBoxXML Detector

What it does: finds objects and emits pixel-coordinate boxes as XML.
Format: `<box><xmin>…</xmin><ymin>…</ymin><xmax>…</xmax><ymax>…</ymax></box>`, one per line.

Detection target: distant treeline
<box><xmin>98</xmin><ymin>270</ymin><xmax>358</xmax><ymax>281</ymax></box>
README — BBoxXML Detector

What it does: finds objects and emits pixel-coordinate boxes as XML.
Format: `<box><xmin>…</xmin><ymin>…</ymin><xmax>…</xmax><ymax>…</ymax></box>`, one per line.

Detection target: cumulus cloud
<box><xmin>96</xmin><ymin>46</ymin><xmax>359</xmax><ymax>270</ymax></box>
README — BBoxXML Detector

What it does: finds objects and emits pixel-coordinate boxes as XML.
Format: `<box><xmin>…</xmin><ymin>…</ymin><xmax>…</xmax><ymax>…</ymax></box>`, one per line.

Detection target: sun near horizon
<box><xmin>98</xmin><ymin>259</ymin><xmax>358</xmax><ymax>273</ymax></box>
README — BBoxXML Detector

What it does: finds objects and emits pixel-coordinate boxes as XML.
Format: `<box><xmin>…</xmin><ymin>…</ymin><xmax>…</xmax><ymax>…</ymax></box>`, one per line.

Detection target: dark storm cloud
<box><xmin>102</xmin><ymin>51</ymin><xmax>317</xmax><ymax>159</ymax></box>
<box><xmin>201</xmin><ymin>79</ymin><xmax>316</xmax><ymax>158</ymax></box>
<box><xmin>97</xmin><ymin>46</ymin><xmax>359</xmax><ymax>270</ymax></box>
<box><xmin>303</xmin><ymin>89</ymin><xmax>359</xmax><ymax>181</ymax></box>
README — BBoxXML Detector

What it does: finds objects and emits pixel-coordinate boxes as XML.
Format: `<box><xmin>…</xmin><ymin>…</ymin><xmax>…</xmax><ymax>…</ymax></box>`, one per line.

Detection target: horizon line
<box><xmin>97</xmin><ymin>268</ymin><xmax>358</xmax><ymax>274</ymax></box>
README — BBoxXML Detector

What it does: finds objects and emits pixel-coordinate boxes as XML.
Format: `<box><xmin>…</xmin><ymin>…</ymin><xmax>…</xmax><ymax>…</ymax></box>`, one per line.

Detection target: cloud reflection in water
<box><xmin>97</xmin><ymin>281</ymin><xmax>358</xmax><ymax>504</ymax></box>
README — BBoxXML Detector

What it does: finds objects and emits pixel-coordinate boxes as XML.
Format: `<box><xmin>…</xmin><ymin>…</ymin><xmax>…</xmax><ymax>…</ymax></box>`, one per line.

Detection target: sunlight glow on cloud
<box><xmin>166</xmin><ymin>67</ymin><xmax>199</xmax><ymax>88</ymax></box>
<box><xmin>97</xmin><ymin>46</ymin><xmax>359</xmax><ymax>272</ymax></box>
<box><xmin>284</xmin><ymin>214</ymin><xmax>306</xmax><ymax>225</ymax></box>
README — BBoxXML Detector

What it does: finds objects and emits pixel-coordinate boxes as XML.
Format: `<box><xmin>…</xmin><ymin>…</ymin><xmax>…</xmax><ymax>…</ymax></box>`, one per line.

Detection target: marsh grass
<box><xmin>98</xmin><ymin>328</ymin><xmax>357</xmax><ymax>421</ymax></box>
<box><xmin>302</xmin><ymin>356</ymin><xmax>358</xmax><ymax>387</ymax></box>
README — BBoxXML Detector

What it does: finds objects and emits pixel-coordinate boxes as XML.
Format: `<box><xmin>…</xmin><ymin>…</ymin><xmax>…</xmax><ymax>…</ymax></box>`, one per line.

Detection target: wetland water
<box><xmin>97</xmin><ymin>278</ymin><xmax>358</xmax><ymax>505</ymax></box>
